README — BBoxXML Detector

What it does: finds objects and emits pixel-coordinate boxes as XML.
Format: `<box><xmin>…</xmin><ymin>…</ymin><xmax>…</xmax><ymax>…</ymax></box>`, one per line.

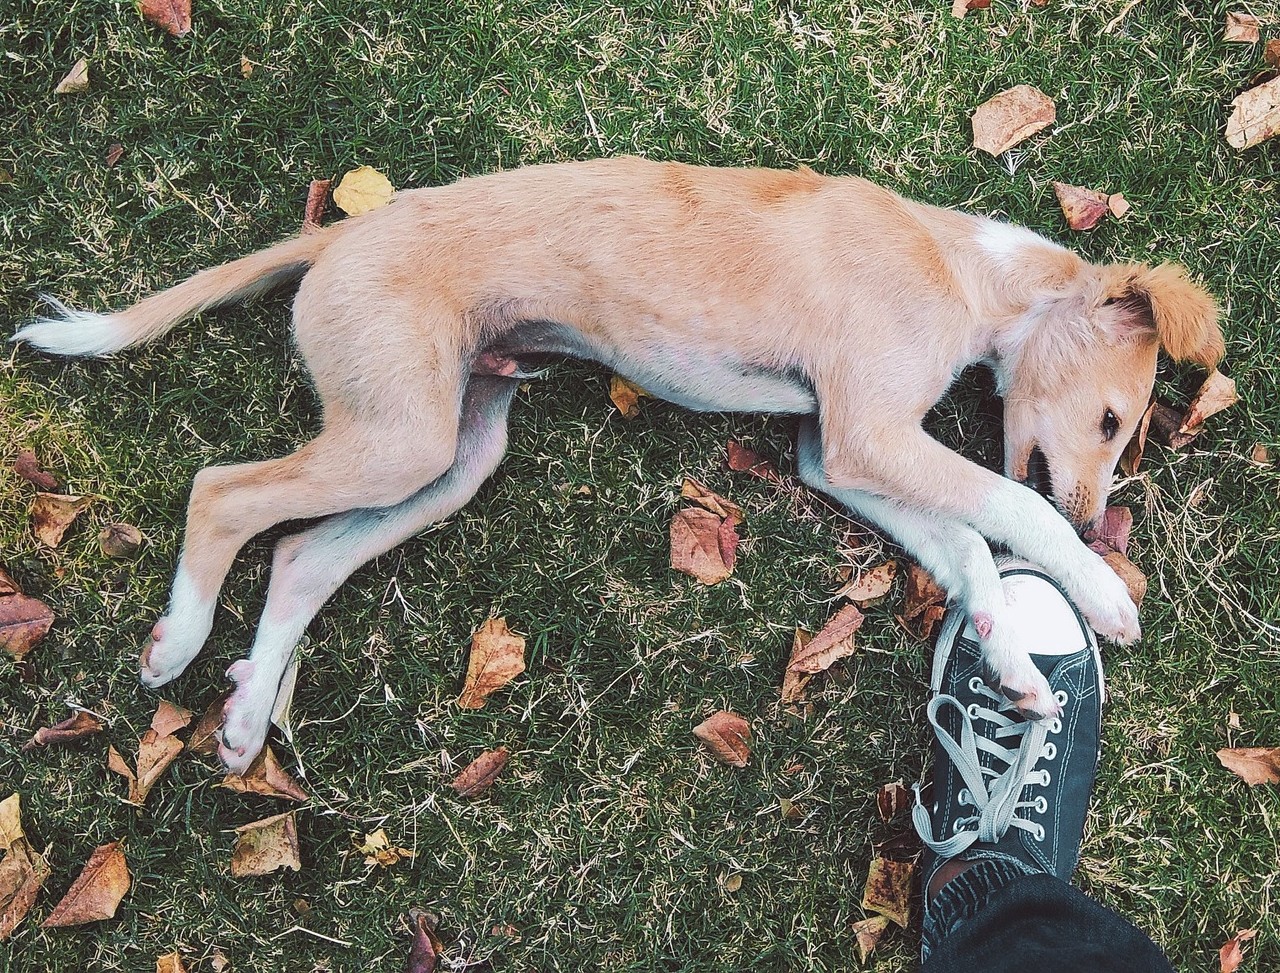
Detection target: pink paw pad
<box><xmin>226</xmin><ymin>660</ymin><xmax>256</xmax><ymax>684</ymax></box>
<box><xmin>973</xmin><ymin>612</ymin><xmax>994</xmax><ymax>640</ymax></box>
<box><xmin>151</xmin><ymin>620</ymin><xmax>166</xmax><ymax>641</ymax></box>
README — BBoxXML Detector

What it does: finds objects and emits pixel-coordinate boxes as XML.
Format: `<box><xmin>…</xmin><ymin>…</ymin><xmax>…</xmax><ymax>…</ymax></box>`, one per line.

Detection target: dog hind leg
<box><xmin>217</xmin><ymin>376</ymin><xmax>519</xmax><ymax>771</ymax></box>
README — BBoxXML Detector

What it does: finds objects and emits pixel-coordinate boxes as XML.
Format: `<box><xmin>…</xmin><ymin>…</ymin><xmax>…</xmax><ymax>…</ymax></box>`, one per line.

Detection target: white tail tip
<box><xmin>12</xmin><ymin>296</ymin><xmax>128</xmax><ymax>357</ymax></box>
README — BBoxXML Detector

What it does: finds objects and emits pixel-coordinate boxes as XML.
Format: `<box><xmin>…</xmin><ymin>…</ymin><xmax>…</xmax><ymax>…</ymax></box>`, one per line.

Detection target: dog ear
<box><xmin>1104</xmin><ymin>263</ymin><xmax>1223</xmax><ymax>367</ymax></box>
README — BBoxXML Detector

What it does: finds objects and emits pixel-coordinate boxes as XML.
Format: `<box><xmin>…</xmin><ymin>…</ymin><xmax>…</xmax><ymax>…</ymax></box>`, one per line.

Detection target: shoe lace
<box><xmin>912</xmin><ymin>678</ymin><xmax>1064</xmax><ymax>858</ymax></box>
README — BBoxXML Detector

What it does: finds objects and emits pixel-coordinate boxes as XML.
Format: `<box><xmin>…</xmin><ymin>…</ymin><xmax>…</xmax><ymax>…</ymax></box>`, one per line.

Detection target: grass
<box><xmin>1</xmin><ymin>0</ymin><xmax>1279</xmax><ymax>970</ymax></box>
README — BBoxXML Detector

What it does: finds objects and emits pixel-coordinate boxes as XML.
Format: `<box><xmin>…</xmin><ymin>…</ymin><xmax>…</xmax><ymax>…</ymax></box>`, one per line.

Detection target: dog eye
<box><xmin>1101</xmin><ymin>409</ymin><xmax>1120</xmax><ymax>441</ymax></box>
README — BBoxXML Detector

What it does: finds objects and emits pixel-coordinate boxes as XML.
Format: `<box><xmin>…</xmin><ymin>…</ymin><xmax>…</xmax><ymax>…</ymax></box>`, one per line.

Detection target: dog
<box><xmin>14</xmin><ymin>157</ymin><xmax>1224</xmax><ymax>773</ymax></box>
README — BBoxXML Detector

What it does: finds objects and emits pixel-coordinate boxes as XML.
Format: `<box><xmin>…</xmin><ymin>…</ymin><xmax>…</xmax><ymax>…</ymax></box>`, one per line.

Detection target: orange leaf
<box><xmin>302</xmin><ymin>178</ymin><xmax>332</xmax><ymax>234</ymax></box>
<box><xmin>221</xmin><ymin>746</ymin><xmax>308</xmax><ymax>801</ymax></box>
<box><xmin>971</xmin><ymin>85</ymin><xmax>1056</xmax><ymax>156</ymax></box>
<box><xmin>150</xmin><ymin>699</ymin><xmax>193</xmax><ymax>738</ymax></box>
<box><xmin>780</xmin><ymin>629</ymin><xmax>812</xmax><ymax>705</ymax></box>
<box><xmin>1179</xmin><ymin>371</ymin><xmax>1239</xmax><ymax>436</ymax></box>
<box><xmin>876</xmin><ymin>781</ymin><xmax>910</xmax><ymax>822</ymax></box>
<box><xmin>1101</xmin><ymin>551</ymin><xmax>1146</xmax><ymax>608</ymax></box>
<box><xmin>1120</xmin><ymin>401</ymin><xmax>1156</xmax><ymax>476</ymax></box>
<box><xmin>1217</xmin><ymin>747</ymin><xmax>1280</xmax><ymax>786</ymax></box>
<box><xmin>1107</xmin><ymin>192</ymin><xmax>1131</xmax><ymax>218</ymax></box>
<box><xmin>787</xmin><ymin>604</ymin><xmax>862</xmax><ymax>675</ymax></box>
<box><xmin>608</xmin><ymin>375</ymin><xmax>650</xmax><ymax>419</ymax></box>
<box><xmin>139</xmin><ymin>0</ymin><xmax>192</xmax><ymax>36</ymax></box>
<box><xmin>450</xmin><ymin>746</ymin><xmax>511</xmax><ymax>798</ymax></box>
<box><xmin>951</xmin><ymin>0</ymin><xmax>990</xmax><ymax>16</ymax></box>
<box><xmin>230</xmin><ymin>812</ymin><xmax>301</xmax><ymax>877</ymax></box>
<box><xmin>861</xmin><ymin>856</ymin><xmax>914</xmax><ymax>928</ymax></box>
<box><xmin>680</xmin><ymin>478</ymin><xmax>744</xmax><ymax>521</ymax></box>
<box><xmin>354</xmin><ymin>829</ymin><xmax>413</xmax><ymax>868</ymax></box>
<box><xmin>1220</xmin><ymin>928</ymin><xmax>1257</xmax><ymax>973</ymax></box>
<box><xmin>30</xmin><ymin>492</ymin><xmax>92</xmax><ymax>548</ymax></box>
<box><xmin>458</xmin><ymin>618</ymin><xmax>526</xmax><ymax>709</ymax></box>
<box><xmin>0</xmin><ymin>839</ymin><xmax>50</xmax><ymax>941</ymax></box>
<box><xmin>1053</xmin><ymin>182</ymin><xmax>1110</xmax><ymax>231</ymax></box>
<box><xmin>1266</xmin><ymin>38</ymin><xmax>1280</xmax><ymax>70</ymax></box>
<box><xmin>189</xmin><ymin>691</ymin><xmax>231</xmax><ymax>756</ymax></box>
<box><xmin>156</xmin><ymin>951</ymin><xmax>188</xmax><ymax>973</ymax></box>
<box><xmin>835</xmin><ymin>559</ymin><xmax>897</xmax><ymax>606</ymax></box>
<box><xmin>726</xmin><ymin>441</ymin><xmax>781</xmax><ymax>482</ymax></box>
<box><xmin>42</xmin><ymin>841</ymin><xmax>130</xmax><ymax>928</ymax></box>
<box><xmin>692</xmin><ymin>711</ymin><xmax>751</xmax><ymax>768</ymax></box>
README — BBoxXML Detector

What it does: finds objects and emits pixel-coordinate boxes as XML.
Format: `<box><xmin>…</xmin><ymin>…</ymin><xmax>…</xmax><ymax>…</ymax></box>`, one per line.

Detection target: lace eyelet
<box><xmin>969</xmin><ymin>676</ymin><xmax>984</xmax><ymax>693</ymax></box>
<box><xmin>1043</xmin><ymin>742</ymin><xmax>1057</xmax><ymax>760</ymax></box>
<box><xmin>958</xmin><ymin>788</ymin><xmax>971</xmax><ymax>806</ymax></box>
<box><xmin>1034</xmin><ymin>796</ymin><xmax>1048</xmax><ymax>814</ymax></box>
<box><xmin>1055</xmin><ymin>690</ymin><xmax>1069</xmax><ymax>706</ymax></box>
<box><xmin>967</xmin><ymin>703</ymin><xmax>981</xmax><ymax>718</ymax></box>
<box><xmin>1034</xmin><ymin>824</ymin><xmax>1046</xmax><ymax>841</ymax></box>
<box><xmin>952</xmin><ymin>819</ymin><xmax>963</xmax><ymax>833</ymax></box>
<box><xmin>1049</xmin><ymin>719</ymin><xmax>1063</xmax><ymax>734</ymax></box>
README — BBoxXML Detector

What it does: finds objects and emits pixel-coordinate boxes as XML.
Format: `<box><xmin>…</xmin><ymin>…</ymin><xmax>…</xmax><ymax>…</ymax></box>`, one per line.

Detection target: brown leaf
<box><xmin>42</xmin><ymin>841</ymin><xmax>130</xmax><ymax>928</ymax></box>
<box><xmin>1227</xmin><ymin>74</ymin><xmax>1280</xmax><ymax>149</ymax></box>
<box><xmin>108</xmin><ymin>702</ymin><xmax>189</xmax><ymax>806</ymax></box>
<box><xmin>1053</xmin><ymin>182</ymin><xmax>1110</xmax><ymax>231</ymax></box>
<box><xmin>1266</xmin><ymin>38</ymin><xmax>1280</xmax><ymax>70</ymax></box>
<box><xmin>903</xmin><ymin>563</ymin><xmax>947</xmax><ymax>620</ymax></box>
<box><xmin>353</xmin><ymin>829</ymin><xmax>413</xmax><ymax>868</ymax></box>
<box><xmin>13</xmin><ymin>451</ymin><xmax>59</xmax><ymax>491</ymax></box>
<box><xmin>25</xmin><ymin>709</ymin><xmax>104</xmax><ymax>751</ymax></box>
<box><xmin>240</xmin><ymin>54</ymin><xmax>254</xmax><ymax>78</ymax></box>
<box><xmin>407</xmin><ymin>910</ymin><xmax>444</xmax><ymax>973</ymax></box>
<box><xmin>221</xmin><ymin>746</ymin><xmax>308</xmax><ymax>801</ymax></box>
<box><xmin>31</xmin><ymin>492</ymin><xmax>92</xmax><ymax>548</ymax></box>
<box><xmin>692</xmin><ymin>710</ymin><xmax>751</xmax><ymax>768</ymax></box>
<box><xmin>189</xmin><ymin>692</ymin><xmax>230</xmax><ymax>756</ymax></box>
<box><xmin>1102</xmin><ymin>551</ymin><xmax>1147</xmax><ymax>608</ymax></box>
<box><xmin>1107</xmin><ymin>192</ymin><xmax>1131</xmax><ymax>218</ymax></box>
<box><xmin>852</xmin><ymin>914</ymin><xmax>891</xmax><ymax>963</ymax></box>
<box><xmin>1180</xmin><ymin>371</ymin><xmax>1239</xmax><ymax>435</ymax></box>
<box><xmin>450</xmin><ymin>746</ymin><xmax>511</xmax><ymax>798</ymax></box>
<box><xmin>332</xmin><ymin>165</ymin><xmax>395</xmax><ymax>216</ymax></box>
<box><xmin>1224</xmin><ymin>12</ymin><xmax>1261</xmax><ymax>43</ymax></box>
<box><xmin>1120</xmin><ymin>401</ymin><xmax>1156</xmax><ymax>476</ymax></box>
<box><xmin>1084</xmin><ymin>506</ymin><xmax>1132</xmax><ymax>556</ymax></box>
<box><xmin>780</xmin><ymin>629</ymin><xmax>812</xmax><ymax>705</ymax></box>
<box><xmin>0</xmin><ymin>839</ymin><xmax>50</xmax><ymax>941</ymax></box>
<box><xmin>105</xmin><ymin>143</ymin><xmax>124</xmax><ymax>168</ymax></box>
<box><xmin>1220</xmin><ymin>928</ymin><xmax>1258</xmax><ymax>973</ymax></box>
<box><xmin>726</xmin><ymin>441</ymin><xmax>780</xmax><ymax>482</ymax></box>
<box><xmin>302</xmin><ymin>178</ymin><xmax>332</xmax><ymax>234</ymax></box>
<box><xmin>99</xmin><ymin>523</ymin><xmax>144</xmax><ymax>559</ymax></box>
<box><xmin>230</xmin><ymin>812</ymin><xmax>301</xmax><ymax>877</ymax></box>
<box><xmin>680</xmin><ymin>478</ymin><xmax>744</xmax><ymax>521</ymax></box>
<box><xmin>1147</xmin><ymin>401</ymin><xmax>1194</xmax><ymax>449</ymax></box>
<box><xmin>156</xmin><ymin>951</ymin><xmax>188</xmax><ymax>973</ymax></box>
<box><xmin>150</xmin><ymin>699</ymin><xmax>193</xmax><ymax>738</ymax></box>
<box><xmin>787</xmin><ymin>604</ymin><xmax>862</xmax><ymax>675</ymax></box>
<box><xmin>608</xmin><ymin>375</ymin><xmax>650</xmax><ymax>419</ymax></box>
<box><xmin>971</xmin><ymin>85</ymin><xmax>1056</xmax><ymax>156</ymax></box>
<box><xmin>1250</xmin><ymin>443</ymin><xmax>1271</xmax><ymax>466</ymax></box>
<box><xmin>0</xmin><ymin>577</ymin><xmax>54</xmax><ymax>661</ymax></box>
<box><xmin>458</xmin><ymin>618</ymin><xmax>526</xmax><ymax>709</ymax></box>
<box><xmin>1217</xmin><ymin>747</ymin><xmax>1280</xmax><ymax>785</ymax></box>
<box><xmin>139</xmin><ymin>0</ymin><xmax>191</xmax><ymax>37</ymax></box>
<box><xmin>670</xmin><ymin>507</ymin><xmax>740</xmax><ymax>585</ymax></box>
<box><xmin>0</xmin><ymin>795</ymin><xmax>21</xmax><ymax>853</ymax></box>
<box><xmin>875</xmin><ymin>828</ymin><xmax>924</xmax><ymax>861</ymax></box>
<box><xmin>861</xmin><ymin>856</ymin><xmax>914</xmax><ymax>928</ymax></box>
<box><xmin>951</xmin><ymin>0</ymin><xmax>990</xmax><ymax>16</ymax></box>
<box><xmin>54</xmin><ymin>58</ymin><xmax>89</xmax><ymax>95</ymax></box>
<box><xmin>835</xmin><ymin>560</ymin><xmax>897</xmax><ymax>606</ymax></box>
<box><xmin>876</xmin><ymin>781</ymin><xmax>910</xmax><ymax>823</ymax></box>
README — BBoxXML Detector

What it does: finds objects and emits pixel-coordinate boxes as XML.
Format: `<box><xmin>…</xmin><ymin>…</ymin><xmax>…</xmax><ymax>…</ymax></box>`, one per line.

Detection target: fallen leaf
<box><xmin>1120</xmin><ymin>401</ymin><xmax>1156</xmax><ymax>476</ymax></box>
<box><xmin>1107</xmin><ymin>192</ymin><xmax>1131</xmax><ymax>218</ymax></box>
<box><xmin>670</xmin><ymin>507</ymin><xmax>740</xmax><ymax>585</ymax></box>
<box><xmin>726</xmin><ymin>441</ymin><xmax>781</xmax><ymax>482</ymax></box>
<box><xmin>43</xmin><ymin>841</ymin><xmax>130</xmax><ymax>928</ymax></box>
<box><xmin>31</xmin><ymin>493</ymin><xmax>92</xmax><ymax>548</ymax></box>
<box><xmin>898</xmin><ymin>563</ymin><xmax>948</xmax><ymax>641</ymax></box>
<box><xmin>221</xmin><ymin>746</ymin><xmax>308</xmax><ymax>801</ymax></box>
<box><xmin>1179</xmin><ymin>371</ymin><xmax>1239</xmax><ymax>435</ymax></box>
<box><xmin>780</xmin><ymin>629</ymin><xmax>812</xmax><ymax>704</ymax></box>
<box><xmin>450</xmin><ymin>746</ymin><xmax>510</xmax><ymax>798</ymax></box>
<box><xmin>25</xmin><ymin>709</ymin><xmax>104</xmax><ymax>751</ymax></box>
<box><xmin>1147</xmin><ymin>401</ymin><xmax>1194</xmax><ymax>449</ymax></box>
<box><xmin>692</xmin><ymin>711</ymin><xmax>751</xmax><ymax>768</ymax></box>
<box><xmin>230</xmin><ymin>812</ymin><xmax>301</xmax><ymax>877</ymax></box>
<box><xmin>13</xmin><ymin>451</ymin><xmax>59</xmax><ymax>491</ymax></box>
<box><xmin>1102</xmin><ymin>551</ymin><xmax>1146</xmax><ymax>608</ymax></box>
<box><xmin>0</xmin><ymin>574</ymin><xmax>53</xmax><ymax>661</ymax></box>
<box><xmin>108</xmin><ymin>699</ymin><xmax>190</xmax><ymax>805</ymax></box>
<box><xmin>458</xmin><ymin>617</ymin><xmax>526</xmax><ymax>709</ymax></box>
<box><xmin>1224</xmin><ymin>12</ymin><xmax>1261</xmax><ymax>43</ymax></box>
<box><xmin>0</xmin><ymin>838</ymin><xmax>50</xmax><ymax>941</ymax></box>
<box><xmin>1084</xmin><ymin>506</ymin><xmax>1132</xmax><ymax>556</ymax></box>
<box><xmin>788</xmin><ymin>604</ymin><xmax>863</xmax><ymax>675</ymax></box>
<box><xmin>1250</xmin><ymin>444</ymin><xmax>1271</xmax><ymax>466</ymax></box>
<box><xmin>722</xmin><ymin>873</ymin><xmax>743</xmax><ymax>892</ymax></box>
<box><xmin>210</xmin><ymin>946</ymin><xmax>230</xmax><ymax>971</ymax></box>
<box><xmin>861</xmin><ymin>856</ymin><xmax>914</xmax><ymax>928</ymax></box>
<box><xmin>150</xmin><ymin>699</ymin><xmax>193</xmax><ymax>737</ymax></box>
<box><xmin>355</xmin><ymin>829</ymin><xmax>413</xmax><ymax>868</ymax></box>
<box><xmin>609</xmin><ymin>375</ymin><xmax>650</xmax><ymax>418</ymax></box>
<box><xmin>407</xmin><ymin>910</ymin><xmax>443</xmax><ymax>973</ymax></box>
<box><xmin>240</xmin><ymin>54</ymin><xmax>254</xmax><ymax>78</ymax></box>
<box><xmin>1227</xmin><ymin>75</ymin><xmax>1280</xmax><ymax>149</ymax></box>
<box><xmin>139</xmin><ymin>0</ymin><xmax>192</xmax><ymax>37</ymax></box>
<box><xmin>332</xmin><ymin>165</ymin><xmax>394</xmax><ymax>216</ymax></box>
<box><xmin>971</xmin><ymin>85</ymin><xmax>1056</xmax><ymax>156</ymax></box>
<box><xmin>302</xmin><ymin>178</ymin><xmax>332</xmax><ymax>233</ymax></box>
<box><xmin>680</xmin><ymin>478</ymin><xmax>744</xmax><ymax>521</ymax></box>
<box><xmin>1267</xmin><ymin>38</ymin><xmax>1280</xmax><ymax>70</ymax></box>
<box><xmin>875</xmin><ymin>828</ymin><xmax>924</xmax><ymax>861</ymax></box>
<box><xmin>951</xmin><ymin>0</ymin><xmax>990</xmax><ymax>16</ymax></box>
<box><xmin>876</xmin><ymin>781</ymin><xmax>910</xmax><ymax>822</ymax></box>
<box><xmin>54</xmin><ymin>59</ymin><xmax>89</xmax><ymax>95</ymax></box>
<box><xmin>835</xmin><ymin>560</ymin><xmax>897</xmax><ymax>605</ymax></box>
<box><xmin>1053</xmin><ymin>182</ymin><xmax>1111</xmax><ymax>231</ymax></box>
<box><xmin>156</xmin><ymin>951</ymin><xmax>187</xmax><ymax>973</ymax></box>
<box><xmin>99</xmin><ymin>523</ymin><xmax>144</xmax><ymax>558</ymax></box>
<box><xmin>270</xmin><ymin>648</ymin><xmax>299</xmax><ymax>743</ymax></box>
<box><xmin>105</xmin><ymin>143</ymin><xmax>124</xmax><ymax>168</ymax></box>
<box><xmin>1217</xmin><ymin>747</ymin><xmax>1280</xmax><ymax>785</ymax></box>
<box><xmin>853</xmin><ymin>914</ymin><xmax>891</xmax><ymax>963</ymax></box>
<box><xmin>1220</xmin><ymin>928</ymin><xmax>1258</xmax><ymax>973</ymax></box>
<box><xmin>0</xmin><ymin>795</ymin><xmax>21</xmax><ymax>853</ymax></box>
<box><xmin>190</xmin><ymin>691</ymin><xmax>230</xmax><ymax>756</ymax></box>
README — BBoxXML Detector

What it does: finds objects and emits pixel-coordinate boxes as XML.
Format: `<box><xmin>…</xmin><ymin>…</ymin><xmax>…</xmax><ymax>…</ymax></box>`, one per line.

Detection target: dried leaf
<box><xmin>971</xmin><ymin>85</ymin><xmax>1056</xmax><ymax>156</ymax></box>
<box><xmin>903</xmin><ymin>563</ymin><xmax>947</xmax><ymax>620</ymax></box>
<box><xmin>240</xmin><ymin>54</ymin><xmax>253</xmax><ymax>78</ymax></box>
<box><xmin>876</xmin><ymin>781</ymin><xmax>910</xmax><ymax>823</ymax></box>
<box><xmin>608</xmin><ymin>375</ymin><xmax>650</xmax><ymax>419</ymax></box>
<box><xmin>105</xmin><ymin>143</ymin><xmax>124</xmax><ymax>168</ymax></box>
<box><xmin>0</xmin><ymin>795</ymin><xmax>21</xmax><ymax>853</ymax></box>
<box><xmin>108</xmin><ymin>700</ymin><xmax>189</xmax><ymax>805</ymax></box>
<box><xmin>139</xmin><ymin>0</ymin><xmax>192</xmax><ymax>37</ymax></box>
<box><xmin>1102</xmin><ymin>551</ymin><xmax>1147</xmax><ymax>608</ymax></box>
<box><xmin>1147</xmin><ymin>401</ymin><xmax>1194</xmax><ymax>449</ymax></box>
<box><xmin>210</xmin><ymin>946</ymin><xmax>230</xmax><ymax>971</ymax></box>
<box><xmin>1250</xmin><ymin>443</ymin><xmax>1271</xmax><ymax>466</ymax></box>
<box><xmin>270</xmin><ymin>648</ymin><xmax>299</xmax><ymax>743</ymax></box>
<box><xmin>1227</xmin><ymin>75</ymin><xmax>1280</xmax><ymax>149</ymax></box>
<box><xmin>150</xmin><ymin>699</ymin><xmax>193</xmax><ymax>738</ymax></box>
<box><xmin>54</xmin><ymin>59</ymin><xmax>89</xmax><ymax>95</ymax></box>
<box><xmin>0</xmin><ymin>838</ymin><xmax>50</xmax><ymax>941</ymax></box>
<box><xmin>780</xmin><ymin>629</ymin><xmax>812</xmax><ymax>704</ymax></box>
<box><xmin>1217</xmin><ymin>747</ymin><xmax>1280</xmax><ymax>785</ymax></box>
<box><xmin>1107</xmin><ymin>192</ymin><xmax>1131</xmax><ymax>218</ymax></box>
<box><xmin>692</xmin><ymin>711</ymin><xmax>751</xmax><ymax>768</ymax></box>
<box><xmin>722</xmin><ymin>872</ymin><xmax>743</xmax><ymax>892</ymax></box>
<box><xmin>1220</xmin><ymin>928</ymin><xmax>1258</xmax><ymax>973</ymax></box>
<box><xmin>951</xmin><ymin>0</ymin><xmax>990</xmax><ymax>16</ymax></box>
<box><xmin>0</xmin><ymin>578</ymin><xmax>53</xmax><ymax>661</ymax></box>
<box><xmin>407</xmin><ymin>910</ymin><xmax>443</xmax><ymax>973</ymax></box>
<box><xmin>230</xmin><ymin>812</ymin><xmax>301</xmax><ymax>877</ymax></box>
<box><xmin>25</xmin><ymin>709</ymin><xmax>104</xmax><ymax>751</ymax></box>
<box><xmin>42</xmin><ymin>841</ymin><xmax>130</xmax><ymax>928</ymax></box>
<box><xmin>726</xmin><ymin>441</ymin><xmax>781</xmax><ymax>482</ymax></box>
<box><xmin>1084</xmin><ymin>506</ymin><xmax>1133</xmax><ymax>556</ymax></box>
<box><xmin>354</xmin><ymin>829</ymin><xmax>413</xmax><ymax>868</ymax></box>
<box><xmin>458</xmin><ymin>618</ymin><xmax>526</xmax><ymax>709</ymax></box>
<box><xmin>31</xmin><ymin>493</ymin><xmax>92</xmax><ymax>548</ymax></box>
<box><xmin>332</xmin><ymin>165</ymin><xmax>394</xmax><ymax>216</ymax></box>
<box><xmin>450</xmin><ymin>746</ymin><xmax>511</xmax><ymax>798</ymax></box>
<box><xmin>835</xmin><ymin>560</ymin><xmax>897</xmax><ymax>606</ymax></box>
<box><xmin>13</xmin><ymin>451</ymin><xmax>58</xmax><ymax>491</ymax></box>
<box><xmin>190</xmin><ymin>691</ymin><xmax>230</xmax><ymax>756</ymax></box>
<box><xmin>680</xmin><ymin>478</ymin><xmax>744</xmax><ymax>521</ymax></box>
<box><xmin>1121</xmin><ymin>401</ymin><xmax>1156</xmax><ymax>476</ymax></box>
<box><xmin>1266</xmin><ymin>38</ymin><xmax>1280</xmax><ymax>70</ymax></box>
<box><xmin>875</xmin><ymin>828</ymin><xmax>924</xmax><ymax>861</ymax></box>
<box><xmin>156</xmin><ymin>951</ymin><xmax>188</xmax><ymax>973</ymax></box>
<box><xmin>788</xmin><ymin>604</ymin><xmax>862</xmax><ymax>675</ymax></box>
<box><xmin>861</xmin><ymin>856</ymin><xmax>914</xmax><ymax>928</ymax></box>
<box><xmin>221</xmin><ymin>746</ymin><xmax>308</xmax><ymax>801</ymax></box>
<box><xmin>853</xmin><ymin>914</ymin><xmax>891</xmax><ymax>963</ymax></box>
<box><xmin>1180</xmin><ymin>371</ymin><xmax>1239</xmax><ymax>435</ymax></box>
<box><xmin>99</xmin><ymin>523</ymin><xmax>144</xmax><ymax>559</ymax></box>
<box><xmin>302</xmin><ymin>178</ymin><xmax>332</xmax><ymax>233</ymax></box>
<box><xmin>1053</xmin><ymin>182</ymin><xmax>1111</xmax><ymax>231</ymax></box>
<box><xmin>1224</xmin><ymin>12</ymin><xmax>1261</xmax><ymax>43</ymax></box>
<box><xmin>670</xmin><ymin>507</ymin><xmax>740</xmax><ymax>585</ymax></box>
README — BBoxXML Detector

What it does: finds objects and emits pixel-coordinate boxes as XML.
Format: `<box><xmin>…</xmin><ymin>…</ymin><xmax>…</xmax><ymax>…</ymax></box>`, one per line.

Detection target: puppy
<box><xmin>14</xmin><ymin>157</ymin><xmax>1223</xmax><ymax>772</ymax></box>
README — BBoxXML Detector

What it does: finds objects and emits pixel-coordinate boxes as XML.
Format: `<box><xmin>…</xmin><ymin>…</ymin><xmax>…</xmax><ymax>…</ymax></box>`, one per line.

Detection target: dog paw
<box><xmin>1068</xmin><ymin>558</ymin><xmax>1141</xmax><ymax>644</ymax></box>
<box><xmin>139</xmin><ymin>617</ymin><xmax>208</xmax><ymax>688</ymax></box>
<box><xmin>978</xmin><ymin>623</ymin><xmax>1062</xmax><ymax>722</ymax></box>
<box><xmin>218</xmin><ymin>659</ymin><xmax>273</xmax><ymax>774</ymax></box>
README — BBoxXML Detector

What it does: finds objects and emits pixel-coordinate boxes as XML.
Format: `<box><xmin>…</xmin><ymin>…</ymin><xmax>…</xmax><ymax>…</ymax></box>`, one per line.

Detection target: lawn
<box><xmin>2</xmin><ymin>1</ymin><xmax>1278</xmax><ymax>970</ymax></box>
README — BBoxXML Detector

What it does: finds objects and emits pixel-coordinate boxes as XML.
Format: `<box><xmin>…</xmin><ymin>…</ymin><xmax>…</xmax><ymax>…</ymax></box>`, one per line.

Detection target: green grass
<box><xmin>2</xmin><ymin>1</ymin><xmax>1279</xmax><ymax>970</ymax></box>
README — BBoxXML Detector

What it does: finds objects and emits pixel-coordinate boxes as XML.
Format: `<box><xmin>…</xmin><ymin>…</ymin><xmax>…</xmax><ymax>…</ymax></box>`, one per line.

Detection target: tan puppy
<box><xmin>14</xmin><ymin>157</ymin><xmax>1223</xmax><ymax>772</ymax></box>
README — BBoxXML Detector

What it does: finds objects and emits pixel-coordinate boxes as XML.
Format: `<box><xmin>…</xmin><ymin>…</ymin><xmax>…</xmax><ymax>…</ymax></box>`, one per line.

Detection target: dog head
<box><xmin>1000</xmin><ymin>262</ymin><xmax>1222</xmax><ymax>530</ymax></box>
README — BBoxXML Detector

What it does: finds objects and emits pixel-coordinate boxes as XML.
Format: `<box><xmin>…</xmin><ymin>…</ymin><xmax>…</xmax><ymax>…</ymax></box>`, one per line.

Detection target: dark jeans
<box><xmin>921</xmin><ymin>860</ymin><xmax>1175</xmax><ymax>973</ymax></box>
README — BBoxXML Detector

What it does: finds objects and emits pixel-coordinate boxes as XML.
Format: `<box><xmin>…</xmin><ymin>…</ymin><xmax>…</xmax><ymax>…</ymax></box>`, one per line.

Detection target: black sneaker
<box><xmin>914</xmin><ymin>559</ymin><xmax>1104</xmax><ymax>910</ymax></box>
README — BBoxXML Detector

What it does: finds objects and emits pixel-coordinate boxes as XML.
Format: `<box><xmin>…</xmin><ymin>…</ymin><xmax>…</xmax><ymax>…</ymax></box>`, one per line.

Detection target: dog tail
<box><xmin>12</xmin><ymin>229</ymin><xmax>339</xmax><ymax>357</ymax></box>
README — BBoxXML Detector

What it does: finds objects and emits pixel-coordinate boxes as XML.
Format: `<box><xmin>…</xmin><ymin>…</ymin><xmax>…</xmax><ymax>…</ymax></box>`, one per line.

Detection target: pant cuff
<box><xmin>921</xmin><ymin>858</ymin><xmax>1038</xmax><ymax>961</ymax></box>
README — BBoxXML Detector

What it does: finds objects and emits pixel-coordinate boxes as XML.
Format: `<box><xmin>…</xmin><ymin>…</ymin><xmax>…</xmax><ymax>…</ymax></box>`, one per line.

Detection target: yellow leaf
<box><xmin>55</xmin><ymin>59</ymin><xmax>89</xmax><ymax>95</ymax></box>
<box><xmin>332</xmin><ymin>165</ymin><xmax>395</xmax><ymax>216</ymax></box>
